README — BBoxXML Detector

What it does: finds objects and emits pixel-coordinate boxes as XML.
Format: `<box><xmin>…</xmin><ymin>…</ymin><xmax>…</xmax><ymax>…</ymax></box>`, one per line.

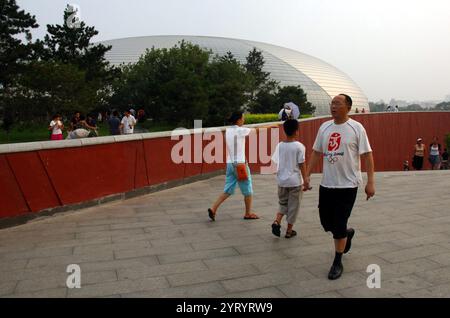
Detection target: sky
<box><xmin>17</xmin><ymin>0</ymin><xmax>450</xmax><ymax>103</ymax></box>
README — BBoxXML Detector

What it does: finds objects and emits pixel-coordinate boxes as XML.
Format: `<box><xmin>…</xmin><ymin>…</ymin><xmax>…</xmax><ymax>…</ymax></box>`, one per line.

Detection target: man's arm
<box><xmin>304</xmin><ymin>150</ymin><xmax>322</xmax><ymax>190</ymax></box>
<box><xmin>361</xmin><ymin>152</ymin><xmax>375</xmax><ymax>200</ymax></box>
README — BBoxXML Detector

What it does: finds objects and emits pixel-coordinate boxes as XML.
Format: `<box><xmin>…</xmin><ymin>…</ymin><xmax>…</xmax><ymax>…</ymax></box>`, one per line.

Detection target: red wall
<box><xmin>1</xmin><ymin>112</ymin><xmax>449</xmax><ymax>220</ymax></box>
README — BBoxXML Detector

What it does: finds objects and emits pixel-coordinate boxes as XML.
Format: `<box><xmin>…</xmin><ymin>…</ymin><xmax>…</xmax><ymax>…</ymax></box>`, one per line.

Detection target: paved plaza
<box><xmin>0</xmin><ymin>170</ymin><xmax>449</xmax><ymax>298</ymax></box>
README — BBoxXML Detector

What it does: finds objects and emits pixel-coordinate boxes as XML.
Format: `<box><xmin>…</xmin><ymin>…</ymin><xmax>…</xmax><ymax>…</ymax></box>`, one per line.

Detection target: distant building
<box><xmin>100</xmin><ymin>35</ymin><xmax>369</xmax><ymax>116</ymax></box>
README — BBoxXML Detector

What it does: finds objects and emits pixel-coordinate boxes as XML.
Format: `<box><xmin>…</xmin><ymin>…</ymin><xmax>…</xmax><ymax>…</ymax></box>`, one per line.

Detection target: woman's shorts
<box><xmin>223</xmin><ymin>163</ymin><xmax>253</xmax><ymax>197</ymax></box>
<box><xmin>318</xmin><ymin>186</ymin><xmax>358</xmax><ymax>239</ymax></box>
<box><xmin>429</xmin><ymin>155</ymin><xmax>440</xmax><ymax>165</ymax></box>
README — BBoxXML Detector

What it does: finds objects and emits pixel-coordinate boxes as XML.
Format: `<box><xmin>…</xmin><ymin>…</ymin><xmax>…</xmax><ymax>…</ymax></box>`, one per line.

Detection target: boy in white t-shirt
<box><xmin>271</xmin><ymin>119</ymin><xmax>309</xmax><ymax>238</ymax></box>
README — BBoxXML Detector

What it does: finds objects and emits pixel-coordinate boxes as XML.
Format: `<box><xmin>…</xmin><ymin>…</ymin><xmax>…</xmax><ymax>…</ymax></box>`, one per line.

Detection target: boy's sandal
<box><xmin>271</xmin><ymin>221</ymin><xmax>281</xmax><ymax>237</ymax></box>
<box><xmin>285</xmin><ymin>230</ymin><xmax>297</xmax><ymax>239</ymax></box>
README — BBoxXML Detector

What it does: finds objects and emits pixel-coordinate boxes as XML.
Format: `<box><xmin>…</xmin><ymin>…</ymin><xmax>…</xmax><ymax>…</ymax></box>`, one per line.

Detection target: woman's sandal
<box><xmin>243</xmin><ymin>213</ymin><xmax>259</xmax><ymax>220</ymax></box>
<box><xmin>285</xmin><ymin>230</ymin><xmax>297</xmax><ymax>239</ymax></box>
<box><xmin>208</xmin><ymin>208</ymin><xmax>215</xmax><ymax>221</ymax></box>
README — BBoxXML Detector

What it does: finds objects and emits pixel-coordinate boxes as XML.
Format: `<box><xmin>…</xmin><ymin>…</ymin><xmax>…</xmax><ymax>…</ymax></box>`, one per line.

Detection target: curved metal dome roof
<box><xmin>101</xmin><ymin>35</ymin><xmax>369</xmax><ymax>115</ymax></box>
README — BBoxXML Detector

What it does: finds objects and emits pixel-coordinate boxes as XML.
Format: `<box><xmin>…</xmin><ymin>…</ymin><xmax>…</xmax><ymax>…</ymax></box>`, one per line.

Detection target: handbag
<box><xmin>235</xmin><ymin>163</ymin><xmax>248</xmax><ymax>181</ymax></box>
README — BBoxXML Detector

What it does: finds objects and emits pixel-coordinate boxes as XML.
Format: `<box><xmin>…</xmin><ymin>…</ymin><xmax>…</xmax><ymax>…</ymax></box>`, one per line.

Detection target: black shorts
<box><xmin>318</xmin><ymin>186</ymin><xmax>358</xmax><ymax>239</ymax></box>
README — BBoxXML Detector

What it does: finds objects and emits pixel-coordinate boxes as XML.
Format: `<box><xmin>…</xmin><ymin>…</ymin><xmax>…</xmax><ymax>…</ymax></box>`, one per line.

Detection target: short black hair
<box><xmin>339</xmin><ymin>94</ymin><xmax>353</xmax><ymax>107</ymax></box>
<box><xmin>228</xmin><ymin>111</ymin><xmax>243</xmax><ymax>124</ymax></box>
<box><xmin>52</xmin><ymin>114</ymin><xmax>61</xmax><ymax>120</ymax></box>
<box><xmin>283</xmin><ymin>119</ymin><xmax>299</xmax><ymax>137</ymax></box>
<box><xmin>113</xmin><ymin>111</ymin><xmax>119</xmax><ymax>117</ymax></box>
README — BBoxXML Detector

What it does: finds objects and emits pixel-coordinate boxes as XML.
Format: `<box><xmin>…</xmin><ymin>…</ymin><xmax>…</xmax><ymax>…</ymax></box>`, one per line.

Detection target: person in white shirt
<box><xmin>49</xmin><ymin>114</ymin><xmax>64</xmax><ymax>140</ymax></box>
<box><xmin>208</xmin><ymin>111</ymin><xmax>278</xmax><ymax>221</ymax></box>
<box><xmin>270</xmin><ymin>119</ymin><xmax>309</xmax><ymax>239</ymax></box>
<box><xmin>120</xmin><ymin>110</ymin><xmax>136</xmax><ymax>134</ymax></box>
<box><xmin>306</xmin><ymin>94</ymin><xmax>375</xmax><ymax>280</ymax></box>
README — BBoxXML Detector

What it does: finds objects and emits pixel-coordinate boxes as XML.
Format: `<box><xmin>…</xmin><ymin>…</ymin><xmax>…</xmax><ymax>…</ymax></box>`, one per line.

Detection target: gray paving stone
<box><xmin>414</xmin><ymin>267</ymin><xmax>450</xmax><ymax>285</ymax></box>
<box><xmin>379</xmin><ymin>244</ymin><xmax>448</xmax><ymax>263</ymax></box>
<box><xmin>0</xmin><ymin>281</ymin><xmax>17</xmax><ymax>296</ymax></box>
<box><xmin>158</xmin><ymin>247</ymin><xmax>239</xmax><ymax>265</ymax></box>
<box><xmin>68</xmin><ymin>276</ymin><xmax>169</xmax><ymax>298</ymax></box>
<box><xmin>429</xmin><ymin>252</ymin><xmax>450</xmax><ymax>266</ymax></box>
<box><xmin>203</xmin><ymin>250</ymin><xmax>288</xmax><ymax>268</ymax></box>
<box><xmin>278</xmin><ymin>272</ymin><xmax>366</xmax><ymax>297</ymax></box>
<box><xmin>121</xmin><ymin>282</ymin><xmax>227</xmax><ymax>298</ymax></box>
<box><xmin>5</xmin><ymin>288</ymin><xmax>67</xmax><ymax>298</ymax></box>
<box><xmin>1</xmin><ymin>171</ymin><xmax>450</xmax><ymax>297</ymax></box>
<box><xmin>0</xmin><ymin>246</ymin><xmax>73</xmax><ymax>261</ymax></box>
<box><xmin>338</xmin><ymin>274</ymin><xmax>434</xmax><ymax>298</ymax></box>
<box><xmin>223</xmin><ymin>287</ymin><xmax>287</xmax><ymax>298</ymax></box>
<box><xmin>117</xmin><ymin>260</ymin><xmax>207</xmax><ymax>280</ymax></box>
<box><xmin>401</xmin><ymin>282</ymin><xmax>450</xmax><ymax>298</ymax></box>
<box><xmin>167</xmin><ymin>264</ymin><xmax>260</xmax><ymax>287</ymax></box>
<box><xmin>77</xmin><ymin>257</ymin><xmax>159</xmax><ymax>272</ymax></box>
<box><xmin>221</xmin><ymin>268</ymin><xmax>315</xmax><ymax>293</ymax></box>
<box><xmin>15</xmin><ymin>270</ymin><xmax>117</xmax><ymax>293</ymax></box>
<box><xmin>114</xmin><ymin>243</ymin><xmax>195</xmax><ymax>260</ymax></box>
<box><xmin>26</xmin><ymin>250</ymin><xmax>114</xmax><ymax>269</ymax></box>
<box><xmin>0</xmin><ymin>259</ymin><xmax>28</xmax><ymax>272</ymax></box>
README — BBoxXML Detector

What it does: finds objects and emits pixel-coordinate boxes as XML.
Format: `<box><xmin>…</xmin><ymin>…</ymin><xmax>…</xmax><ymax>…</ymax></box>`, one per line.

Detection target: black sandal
<box><xmin>208</xmin><ymin>208</ymin><xmax>215</xmax><ymax>221</ymax></box>
<box><xmin>285</xmin><ymin>230</ymin><xmax>297</xmax><ymax>239</ymax></box>
<box><xmin>271</xmin><ymin>221</ymin><xmax>281</xmax><ymax>237</ymax></box>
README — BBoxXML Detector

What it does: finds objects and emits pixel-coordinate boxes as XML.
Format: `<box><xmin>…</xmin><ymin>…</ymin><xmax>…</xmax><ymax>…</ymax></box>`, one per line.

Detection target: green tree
<box><xmin>274</xmin><ymin>85</ymin><xmax>315</xmax><ymax>115</ymax></box>
<box><xmin>39</xmin><ymin>7</ymin><xmax>119</xmax><ymax>113</ymax></box>
<box><xmin>112</xmin><ymin>41</ymin><xmax>211</xmax><ymax>128</ymax></box>
<box><xmin>206</xmin><ymin>52</ymin><xmax>250</xmax><ymax>126</ymax></box>
<box><xmin>245</xmin><ymin>48</ymin><xmax>278</xmax><ymax>111</ymax></box>
<box><xmin>0</xmin><ymin>0</ymin><xmax>39</xmax><ymax>131</ymax></box>
<box><xmin>11</xmin><ymin>61</ymin><xmax>97</xmax><ymax>122</ymax></box>
<box><xmin>405</xmin><ymin>104</ymin><xmax>423</xmax><ymax>111</ymax></box>
<box><xmin>369</xmin><ymin>102</ymin><xmax>387</xmax><ymax>112</ymax></box>
<box><xmin>434</xmin><ymin>101</ymin><xmax>450</xmax><ymax>110</ymax></box>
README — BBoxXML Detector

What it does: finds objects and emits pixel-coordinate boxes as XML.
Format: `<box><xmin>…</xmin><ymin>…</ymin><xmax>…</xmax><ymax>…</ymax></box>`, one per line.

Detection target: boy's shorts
<box><xmin>318</xmin><ymin>186</ymin><xmax>358</xmax><ymax>239</ymax></box>
<box><xmin>278</xmin><ymin>186</ymin><xmax>303</xmax><ymax>225</ymax></box>
<box><xmin>224</xmin><ymin>163</ymin><xmax>253</xmax><ymax>196</ymax></box>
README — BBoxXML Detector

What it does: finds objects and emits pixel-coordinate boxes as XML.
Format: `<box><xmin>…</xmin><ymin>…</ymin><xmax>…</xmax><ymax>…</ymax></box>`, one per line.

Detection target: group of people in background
<box><xmin>411</xmin><ymin>137</ymin><xmax>448</xmax><ymax>170</ymax></box>
<box><xmin>386</xmin><ymin>105</ymin><xmax>400</xmax><ymax>112</ymax></box>
<box><xmin>48</xmin><ymin>109</ymin><xmax>140</xmax><ymax>140</ymax></box>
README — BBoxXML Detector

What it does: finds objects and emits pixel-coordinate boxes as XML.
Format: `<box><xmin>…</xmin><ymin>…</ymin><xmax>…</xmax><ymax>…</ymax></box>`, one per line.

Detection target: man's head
<box><xmin>74</xmin><ymin>111</ymin><xmax>80</xmax><ymax>118</ymax></box>
<box><xmin>330</xmin><ymin>94</ymin><xmax>352</xmax><ymax>121</ymax></box>
<box><xmin>283</xmin><ymin>119</ymin><xmax>299</xmax><ymax>137</ymax></box>
<box><xmin>229</xmin><ymin>111</ymin><xmax>244</xmax><ymax>126</ymax></box>
<box><xmin>113</xmin><ymin>111</ymin><xmax>119</xmax><ymax>117</ymax></box>
<box><xmin>124</xmin><ymin>110</ymin><xmax>131</xmax><ymax>117</ymax></box>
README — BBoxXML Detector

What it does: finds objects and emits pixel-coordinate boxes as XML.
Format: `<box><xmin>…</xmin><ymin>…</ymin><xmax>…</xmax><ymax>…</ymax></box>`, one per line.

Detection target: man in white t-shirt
<box><xmin>120</xmin><ymin>110</ymin><xmax>137</xmax><ymax>134</ymax></box>
<box><xmin>306</xmin><ymin>94</ymin><xmax>375</xmax><ymax>280</ymax></box>
<box><xmin>208</xmin><ymin>111</ymin><xmax>279</xmax><ymax>221</ymax></box>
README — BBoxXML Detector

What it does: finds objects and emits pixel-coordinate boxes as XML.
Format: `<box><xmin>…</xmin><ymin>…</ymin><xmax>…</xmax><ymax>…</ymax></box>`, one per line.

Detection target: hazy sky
<box><xmin>17</xmin><ymin>0</ymin><xmax>450</xmax><ymax>102</ymax></box>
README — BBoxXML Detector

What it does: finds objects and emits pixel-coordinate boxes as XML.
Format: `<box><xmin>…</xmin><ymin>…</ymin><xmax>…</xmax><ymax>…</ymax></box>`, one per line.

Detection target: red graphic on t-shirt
<box><xmin>328</xmin><ymin>133</ymin><xmax>341</xmax><ymax>151</ymax></box>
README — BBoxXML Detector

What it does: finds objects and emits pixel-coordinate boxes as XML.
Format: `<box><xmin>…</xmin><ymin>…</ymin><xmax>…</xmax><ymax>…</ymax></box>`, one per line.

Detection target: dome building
<box><xmin>100</xmin><ymin>35</ymin><xmax>369</xmax><ymax>115</ymax></box>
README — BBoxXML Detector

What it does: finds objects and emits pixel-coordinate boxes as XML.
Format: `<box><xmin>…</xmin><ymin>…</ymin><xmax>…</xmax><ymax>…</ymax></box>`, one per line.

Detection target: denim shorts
<box><xmin>223</xmin><ymin>163</ymin><xmax>253</xmax><ymax>196</ymax></box>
